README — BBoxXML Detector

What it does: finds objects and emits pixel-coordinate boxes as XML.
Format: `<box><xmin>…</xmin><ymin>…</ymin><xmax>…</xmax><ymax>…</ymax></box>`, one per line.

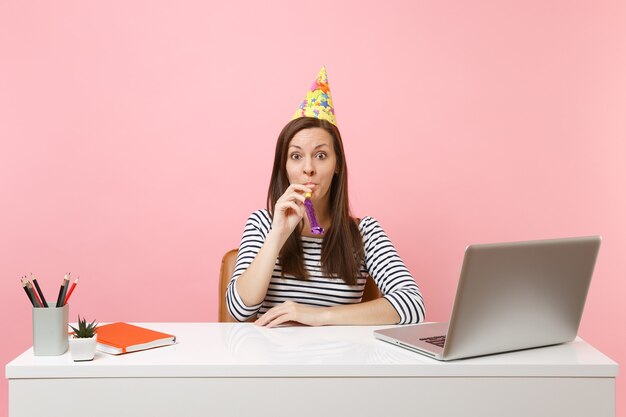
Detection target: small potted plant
<box><xmin>68</xmin><ymin>315</ymin><xmax>98</xmax><ymax>361</ymax></box>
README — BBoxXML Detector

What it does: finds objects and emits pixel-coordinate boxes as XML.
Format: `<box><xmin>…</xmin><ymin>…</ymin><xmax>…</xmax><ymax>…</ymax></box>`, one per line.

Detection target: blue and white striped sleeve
<box><xmin>225</xmin><ymin>210</ymin><xmax>272</xmax><ymax>321</ymax></box>
<box><xmin>361</xmin><ymin>217</ymin><xmax>426</xmax><ymax>324</ymax></box>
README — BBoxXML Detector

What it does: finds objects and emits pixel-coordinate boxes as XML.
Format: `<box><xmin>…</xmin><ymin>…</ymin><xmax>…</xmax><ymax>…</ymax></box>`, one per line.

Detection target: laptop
<box><xmin>374</xmin><ymin>236</ymin><xmax>601</xmax><ymax>361</ymax></box>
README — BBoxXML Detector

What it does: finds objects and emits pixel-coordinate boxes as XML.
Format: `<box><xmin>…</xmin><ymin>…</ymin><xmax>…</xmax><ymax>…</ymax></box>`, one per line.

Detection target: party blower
<box><xmin>304</xmin><ymin>192</ymin><xmax>324</xmax><ymax>235</ymax></box>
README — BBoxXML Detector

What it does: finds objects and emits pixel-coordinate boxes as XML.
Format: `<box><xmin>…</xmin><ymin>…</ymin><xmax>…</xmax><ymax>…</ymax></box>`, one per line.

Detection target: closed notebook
<box><xmin>95</xmin><ymin>322</ymin><xmax>176</xmax><ymax>355</ymax></box>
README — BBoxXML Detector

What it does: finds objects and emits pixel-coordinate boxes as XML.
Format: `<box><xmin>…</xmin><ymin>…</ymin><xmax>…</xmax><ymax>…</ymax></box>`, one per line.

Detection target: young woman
<box><xmin>225</xmin><ymin>68</ymin><xmax>425</xmax><ymax>327</ymax></box>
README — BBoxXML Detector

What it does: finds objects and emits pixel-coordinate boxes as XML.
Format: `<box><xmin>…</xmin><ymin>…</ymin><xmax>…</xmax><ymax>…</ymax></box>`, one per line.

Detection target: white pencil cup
<box><xmin>32</xmin><ymin>304</ymin><xmax>69</xmax><ymax>356</ymax></box>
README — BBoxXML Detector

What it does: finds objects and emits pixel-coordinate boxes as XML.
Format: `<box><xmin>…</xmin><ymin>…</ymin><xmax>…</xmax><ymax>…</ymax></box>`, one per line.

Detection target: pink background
<box><xmin>1</xmin><ymin>1</ymin><xmax>624</xmax><ymax>414</ymax></box>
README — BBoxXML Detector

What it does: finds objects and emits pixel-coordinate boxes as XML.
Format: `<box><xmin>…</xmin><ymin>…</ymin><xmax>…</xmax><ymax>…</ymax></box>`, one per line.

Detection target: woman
<box><xmin>226</xmin><ymin>67</ymin><xmax>425</xmax><ymax>327</ymax></box>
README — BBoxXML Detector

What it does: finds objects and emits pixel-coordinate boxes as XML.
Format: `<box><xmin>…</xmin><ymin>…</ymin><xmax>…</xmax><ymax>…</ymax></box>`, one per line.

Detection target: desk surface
<box><xmin>5</xmin><ymin>323</ymin><xmax>618</xmax><ymax>379</ymax></box>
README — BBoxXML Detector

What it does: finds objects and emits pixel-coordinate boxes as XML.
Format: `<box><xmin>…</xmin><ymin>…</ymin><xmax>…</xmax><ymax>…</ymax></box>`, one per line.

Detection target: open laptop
<box><xmin>374</xmin><ymin>236</ymin><xmax>601</xmax><ymax>361</ymax></box>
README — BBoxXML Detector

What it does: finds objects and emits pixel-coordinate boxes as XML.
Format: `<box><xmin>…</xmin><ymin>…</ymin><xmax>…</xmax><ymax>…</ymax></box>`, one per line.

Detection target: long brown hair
<box><xmin>267</xmin><ymin>117</ymin><xmax>363</xmax><ymax>286</ymax></box>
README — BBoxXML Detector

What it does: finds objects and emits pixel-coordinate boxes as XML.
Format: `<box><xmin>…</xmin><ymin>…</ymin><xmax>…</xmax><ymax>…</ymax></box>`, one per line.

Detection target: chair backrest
<box><xmin>218</xmin><ymin>248</ymin><xmax>382</xmax><ymax>322</ymax></box>
<box><xmin>218</xmin><ymin>249</ymin><xmax>242</xmax><ymax>322</ymax></box>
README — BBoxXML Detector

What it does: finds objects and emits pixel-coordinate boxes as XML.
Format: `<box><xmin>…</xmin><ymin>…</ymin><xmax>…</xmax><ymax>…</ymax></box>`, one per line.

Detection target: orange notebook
<box><xmin>95</xmin><ymin>322</ymin><xmax>176</xmax><ymax>355</ymax></box>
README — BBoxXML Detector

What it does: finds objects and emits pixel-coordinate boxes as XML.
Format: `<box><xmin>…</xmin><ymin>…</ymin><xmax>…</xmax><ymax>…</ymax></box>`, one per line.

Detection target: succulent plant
<box><xmin>69</xmin><ymin>315</ymin><xmax>98</xmax><ymax>338</ymax></box>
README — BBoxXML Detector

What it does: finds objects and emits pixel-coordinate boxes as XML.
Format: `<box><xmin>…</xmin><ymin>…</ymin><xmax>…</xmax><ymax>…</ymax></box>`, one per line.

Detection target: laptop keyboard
<box><xmin>420</xmin><ymin>335</ymin><xmax>446</xmax><ymax>348</ymax></box>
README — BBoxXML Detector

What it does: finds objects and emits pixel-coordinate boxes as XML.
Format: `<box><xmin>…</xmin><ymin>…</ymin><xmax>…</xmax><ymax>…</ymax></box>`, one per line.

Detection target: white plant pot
<box><xmin>69</xmin><ymin>334</ymin><xmax>97</xmax><ymax>361</ymax></box>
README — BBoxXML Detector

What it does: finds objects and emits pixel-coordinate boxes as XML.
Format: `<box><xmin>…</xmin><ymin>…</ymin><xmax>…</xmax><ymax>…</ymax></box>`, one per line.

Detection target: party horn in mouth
<box><xmin>304</xmin><ymin>192</ymin><xmax>324</xmax><ymax>234</ymax></box>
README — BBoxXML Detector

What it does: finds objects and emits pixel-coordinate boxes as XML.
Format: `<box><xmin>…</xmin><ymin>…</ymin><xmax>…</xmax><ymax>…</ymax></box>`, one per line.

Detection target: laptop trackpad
<box><xmin>377</xmin><ymin>322</ymin><xmax>449</xmax><ymax>347</ymax></box>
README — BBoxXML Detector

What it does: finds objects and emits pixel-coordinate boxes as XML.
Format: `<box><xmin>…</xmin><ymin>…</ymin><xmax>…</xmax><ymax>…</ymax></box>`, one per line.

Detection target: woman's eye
<box><xmin>290</xmin><ymin>153</ymin><xmax>302</xmax><ymax>160</ymax></box>
<box><xmin>316</xmin><ymin>153</ymin><xmax>327</xmax><ymax>160</ymax></box>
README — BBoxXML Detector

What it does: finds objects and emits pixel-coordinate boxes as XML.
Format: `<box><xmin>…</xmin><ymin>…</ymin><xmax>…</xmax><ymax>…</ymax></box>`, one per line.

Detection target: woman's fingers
<box><xmin>275</xmin><ymin>184</ymin><xmax>313</xmax><ymax>215</ymax></box>
<box><xmin>256</xmin><ymin>302</ymin><xmax>294</xmax><ymax>327</ymax></box>
<box><xmin>255</xmin><ymin>301</ymin><xmax>323</xmax><ymax>328</ymax></box>
<box><xmin>263</xmin><ymin>314</ymin><xmax>292</xmax><ymax>328</ymax></box>
<box><xmin>255</xmin><ymin>307</ymin><xmax>283</xmax><ymax>327</ymax></box>
<box><xmin>277</xmin><ymin>190</ymin><xmax>306</xmax><ymax>205</ymax></box>
<box><xmin>276</xmin><ymin>201</ymin><xmax>303</xmax><ymax>217</ymax></box>
<box><xmin>288</xmin><ymin>184</ymin><xmax>313</xmax><ymax>194</ymax></box>
<box><xmin>278</xmin><ymin>184</ymin><xmax>312</xmax><ymax>203</ymax></box>
<box><xmin>271</xmin><ymin>184</ymin><xmax>312</xmax><ymax>237</ymax></box>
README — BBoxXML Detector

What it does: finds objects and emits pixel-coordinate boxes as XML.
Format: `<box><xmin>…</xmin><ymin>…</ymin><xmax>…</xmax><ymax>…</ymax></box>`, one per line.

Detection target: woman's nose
<box><xmin>303</xmin><ymin>158</ymin><xmax>315</xmax><ymax>175</ymax></box>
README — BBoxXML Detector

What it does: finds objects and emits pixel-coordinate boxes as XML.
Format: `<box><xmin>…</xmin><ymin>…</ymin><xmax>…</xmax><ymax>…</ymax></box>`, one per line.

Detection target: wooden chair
<box><xmin>218</xmin><ymin>248</ymin><xmax>382</xmax><ymax>322</ymax></box>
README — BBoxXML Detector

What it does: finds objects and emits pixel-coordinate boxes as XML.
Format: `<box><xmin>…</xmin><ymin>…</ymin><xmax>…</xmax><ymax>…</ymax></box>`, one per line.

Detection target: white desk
<box><xmin>6</xmin><ymin>323</ymin><xmax>618</xmax><ymax>417</ymax></box>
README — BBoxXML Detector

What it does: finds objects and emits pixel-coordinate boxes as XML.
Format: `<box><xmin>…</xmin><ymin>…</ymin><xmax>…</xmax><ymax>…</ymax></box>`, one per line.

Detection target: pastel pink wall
<box><xmin>1</xmin><ymin>1</ymin><xmax>624</xmax><ymax>415</ymax></box>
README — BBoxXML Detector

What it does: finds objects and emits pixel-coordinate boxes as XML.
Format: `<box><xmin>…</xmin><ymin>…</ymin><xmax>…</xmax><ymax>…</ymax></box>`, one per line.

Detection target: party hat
<box><xmin>292</xmin><ymin>66</ymin><xmax>337</xmax><ymax>126</ymax></box>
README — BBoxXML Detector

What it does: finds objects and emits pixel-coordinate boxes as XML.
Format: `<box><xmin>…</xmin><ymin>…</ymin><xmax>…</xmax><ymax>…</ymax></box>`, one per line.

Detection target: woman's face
<box><xmin>285</xmin><ymin>127</ymin><xmax>338</xmax><ymax>202</ymax></box>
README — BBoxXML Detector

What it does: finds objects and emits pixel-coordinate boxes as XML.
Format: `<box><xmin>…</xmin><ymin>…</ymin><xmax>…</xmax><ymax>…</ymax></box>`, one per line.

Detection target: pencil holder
<box><xmin>32</xmin><ymin>304</ymin><xmax>69</xmax><ymax>356</ymax></box>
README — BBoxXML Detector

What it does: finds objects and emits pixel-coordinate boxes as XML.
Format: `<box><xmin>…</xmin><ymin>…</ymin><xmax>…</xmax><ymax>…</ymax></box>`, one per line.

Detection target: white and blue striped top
<box><xmin>226</xmin><ymin>209</ymin><xmax>426</xmax><ymax>324</ymax></box>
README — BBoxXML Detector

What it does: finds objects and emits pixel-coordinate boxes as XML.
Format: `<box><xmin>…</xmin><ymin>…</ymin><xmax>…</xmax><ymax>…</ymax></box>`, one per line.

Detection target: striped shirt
<box><xmin>226</xmin><ymin>209</ymin><xmax>426</xmax><ymax>324</ymax></box>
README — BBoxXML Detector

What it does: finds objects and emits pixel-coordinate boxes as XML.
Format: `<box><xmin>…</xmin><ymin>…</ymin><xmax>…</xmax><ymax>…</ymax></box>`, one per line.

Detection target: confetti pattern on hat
<box><xmin>292</xmin><ymin>66</ymin><xmax>337</xmax><ymax>126</ymax></box>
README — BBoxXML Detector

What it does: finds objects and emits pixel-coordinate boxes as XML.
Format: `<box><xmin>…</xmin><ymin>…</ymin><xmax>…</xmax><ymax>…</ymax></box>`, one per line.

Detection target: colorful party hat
<box><xmin>292</xmin><ymin>66</ymin><xmax>337</xmax><ymax>126</ymax></box>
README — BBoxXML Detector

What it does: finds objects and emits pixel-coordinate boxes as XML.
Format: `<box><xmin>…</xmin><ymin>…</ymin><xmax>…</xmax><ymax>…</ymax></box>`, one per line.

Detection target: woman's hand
<box><xmin>271</xmin><ymin>184</ymin><xmax>312</xmax><ymax>241</ymax></box>
<box><xmin>255</xmin><ymin>300</ymin><xmax>326</xmax><ymax>328</ymax></box>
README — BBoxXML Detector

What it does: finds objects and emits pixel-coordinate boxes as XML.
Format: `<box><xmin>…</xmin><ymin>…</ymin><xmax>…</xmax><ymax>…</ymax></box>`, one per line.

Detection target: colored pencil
<box><xmin>55</xmin><ymin>275</ymin><xmax>69</xmax><ymax>307</ymax></box>
<box><xmin>27</xmin><ymin>280</ymin><xmax>43</xmax><ymax>308</ymax></box>
<box><xmin>31</xmin><ymin>275</ymin><xmax>48</xmax><ymax>307</ymax></box>
<box><xmin>21</xmin><ymin>278</ymin><xmax>35</xmax><ymax>307</ymax></box>
<box><xmin>59</xmin><ymin>274</ymin><xmax>70</xmax><ymax>306</ymax></box>
<box><xmin>63</xmin><ymin>277</ymin><xmax>79</xmax><ymax>305</ymax></box>
<box><xmin>24</xmin><ymin>278</ymin><xmax>42</xmax><ymax>308</ymax></box>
